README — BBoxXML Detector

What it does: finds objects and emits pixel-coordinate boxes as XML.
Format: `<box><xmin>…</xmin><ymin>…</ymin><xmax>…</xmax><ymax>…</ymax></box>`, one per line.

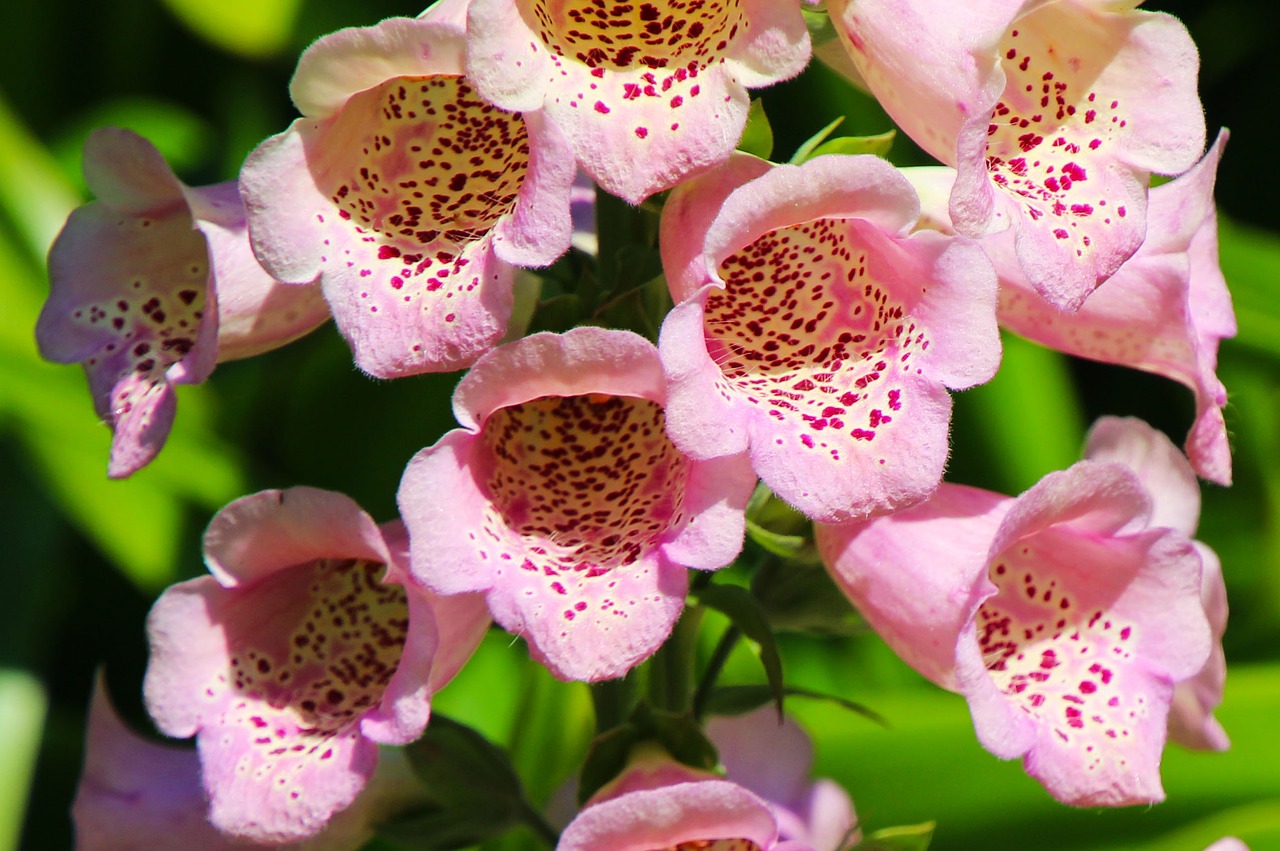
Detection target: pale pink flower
<box><xmin>1085</xmin><ymin>416</ymin><xmax>1229</xmax><ymax>752</ymax></box>
<box><xmin>817</xmin><ymin>422</ymin><xmax>1213</xmax><ymax>806</ymax></box>
<box><xmin>37</xmin><ymin>128</ymin><xmax>328</xmax><ymax>478</ymax></box>
<box><xmin>558</xmin><ymin>746</ymin><xmax>816</xmax><ymax>851</ymax></box>
<box><xmin>143</xmin><ymin>487</ymin><xmax>490</xmax><ymax>843</ymax></box>
<box><xmin>241</xmin><ymin>15</ymin><xmax>575</xmax><ymax>378</ymax></box>
<box><xmin>658</xmin><ymin>153</ymin><xmax>1000</xmax><ymax>523</ymax></box>
<box><xmin>464</xmin><ymin>0</ymin><xmax>811</xmax><ymax>204</ymax></box>
<box><xmin>72</xmin><ymin>675</ymin><xmax>424</xmax><ymax>851</ymax></box>
<box><xmin>827</xmin><ymin>0</ymin><xmax>1206</xmax><ymax>309</ymax></box>
<box><xmin>398</xmin><ymin>327</ymin><xmax>756</xmax><ymax>682</ymax></box>
<box><xmin>707</xmin><ymin>708</ymin><xmax>859</xmax><ymax>850</ymax></box>
<box><xmin>903</xmin><ymin>130</ymin><xmax>1234</xmax><ymax>484</ymax></box>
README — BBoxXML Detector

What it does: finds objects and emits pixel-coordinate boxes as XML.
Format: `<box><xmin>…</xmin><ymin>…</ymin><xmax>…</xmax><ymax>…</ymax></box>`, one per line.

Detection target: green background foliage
<box><xmin>0</xmin><ymin>1</ymin><xmax>1277</xmax><ymax>848</ymax></box>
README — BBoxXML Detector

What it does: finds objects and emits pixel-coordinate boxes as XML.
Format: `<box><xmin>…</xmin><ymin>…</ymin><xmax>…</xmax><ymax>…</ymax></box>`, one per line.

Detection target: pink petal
<box><xmin>660</xmin><ymin>156</ymin><xmax>999</xmax><ymax>522</ymax></box>
<box><xmin>466</xmin><ymin>0</ymin><xmax>810</xmax><ymax>203</ymax></box>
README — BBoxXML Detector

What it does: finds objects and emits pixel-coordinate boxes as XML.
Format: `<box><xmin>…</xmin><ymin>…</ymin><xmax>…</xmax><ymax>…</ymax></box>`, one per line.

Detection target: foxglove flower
<box><xmin>996</xmin><ymin>132</ymin><xmax>1235</xmax><ymax>484</ymax></box>
<box><xmin>464</xmin><ymin>0</ymin><xmax>811</xmax><ymax>203</ymax></box>
<box><xmin>817</xmin><ymin>423</ymin><xmax>1213</xmax><ymax>806</ymax></box>
<box><xmin>398</xmin><ymin>327</ymin><xmax>756</xmax><ymax>682</ymax></box>
<box><xmin>241</xmin><ymin>15</ymin><xmax>575</xmax><ymax>378</ymax></box>
<box><xmin>658</xmin><ymin>153</ymin><xmax>1000</xmax><ymax>523</ymax></box>
<box><xmin>73</xmin><ymin>675</ymin><xmax>425</xmax><ymax>850</ymax></box>
<box><xmin>707</xmin><ymin>707</ymin><xmax>859</xmax><ymax>850</ymax></box>
<box><xmin>143</xmin><ymin>487</ymin><xmax>490</xmax><ymax>843</ymax></box>
<box><xmin>1084</xmin><ymin>417</ymin><xmax>1229</xmax><ymax>752</ymax></box>
<box><xmin>558</xmin><ymin>746</ymin><xmax>816</xmax><ymax>851</ymax></box>
<box><xmin>37</xmin><ymin>128</ymin><xmax>328</xmax><ymax>478</ymax></box>
<box><xmin>827</xmin><ymin>0</ymin><xmax>1205</xmax><ymax>309</ymax></box>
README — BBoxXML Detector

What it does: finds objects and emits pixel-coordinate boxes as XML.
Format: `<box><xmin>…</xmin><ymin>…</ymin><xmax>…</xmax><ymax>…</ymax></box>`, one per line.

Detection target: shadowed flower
<box><xmin>464</xmin><ymin>0</ymin><xmax>811</xmax><ymax>203</ymax></box>
<box><xmin>558</xmin><ymin>745</ymin><xmax>817</xmax><ymax>851</ymax></box>
<box><xmin>707</xmin><ymin>708</ymin><xmax>858</xmax><ymax>850</ymax></box>
<box><xmin>73</xmin><ymin>675</ymin><xmax>426</xmax><ymax>850</ymax></box>
<box><xmin>827</xmin><ymin>0</ymin><xmax>1205</xmax><ymax>309</ymax></box>
<box><xmin>37</xmin><ymin>128</ymin><xmax>328</xmax><ymax>478</ymax></box>
<box><xmin>817</xmin><ymin>419</ymin><xmax>1213</xmax><ymax>806</ymax></box>
<box><xmin>240</xmin><ymin>15</ymin><xmax>575</xmax><ymax>378</ymax></box>
<box><xmin>398</xmin><ymin>327</ymin><xmax>756</xmax><ymax>682</ymax></box>
<box><xmin>658</xmin><ymin>153</ymin><xmax>1000</xmax><ymax>523</ymax></box>
<box><xmin>143</xmin><ymin>487</ymin><xmax>490</xmax><ymax>843</ymax></box>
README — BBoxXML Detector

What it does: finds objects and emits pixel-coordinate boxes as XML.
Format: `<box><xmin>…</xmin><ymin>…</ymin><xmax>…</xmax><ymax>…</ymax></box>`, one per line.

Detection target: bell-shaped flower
<box><xmin>240</xmin><ymin>15</ymin><xmax>575</xmax><ymax>378</ymax></box>
<box><xmin>903</xmin><ymin>130</ymin><xmax>1235</xmax><ymax>484</ymax></box>
<box><xmin>37</xmin><ymin>128</ymin><xmax>329</xmax><ymax>478</ymax></box>
<box><xmin>558</xmin><ymin>745</ymin><xmax>816</xmax><ymax>851</ymax></box>
<box><xmin>826</xmin><ymin>0</ymin><xmax>1205</xmax><ymax>309</ymax></box>
<box><xmin>816</xmin><ymin>423</ymin><xmax>1213</xmax><ymax>806</ymax></box>
<box><xmin>658</xmin><ymin>153</ymin><xmax>1000</xmax><ymax>524</ymax></box>
<box><xmin>398</xmin><ymin>327</ymin><xmax>756</xmax><ymax>682</ymax></box>
<box><xmin>997</xmin><ymin>131</ymin><xmax>1234</xmax><ymax>484</ymax></box>
<box><xmin>463</xmin><ymin>0</ymin><xmax>811</xmax><ymax>204</ymax></box>
<box><xmin>1084</xmin><ymin>416</ymin><xmax>1230</xmax><ymax>752</ymax></box>
<box><xmin>707</xmin><ymin>707</ymin><xmax>859</xmax><ymax>850</ymax></box>
<box><xmin>73</xmin><ymin>674</ymin><xmax>428</xmax><ymax>851</ymax></box>
<box><xmin>142</xmin><ymin>487</ymin><xmax>491</xmax><ymax>843</ymax></box>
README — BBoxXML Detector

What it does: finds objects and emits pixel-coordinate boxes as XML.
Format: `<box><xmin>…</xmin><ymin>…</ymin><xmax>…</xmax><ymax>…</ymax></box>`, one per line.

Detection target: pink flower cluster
<box><xmin>43</xmin><ymin>0</ymin><xmax>1240</xmax><ymax>846</ymax></box>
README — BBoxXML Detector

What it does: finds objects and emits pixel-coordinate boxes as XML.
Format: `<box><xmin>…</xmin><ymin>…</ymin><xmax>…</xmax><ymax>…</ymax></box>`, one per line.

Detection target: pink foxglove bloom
<box><xmin>816</xmin><ymin>426</ymin><xmax>1212</xmax><ymax>806</ymax></box>
<box><xmin>398</xmin><ymin>327</ymin><xmax>756</xmax><ymax>682</ymax></box>
<box><xmin>826</xmin><ymin>0</ymin><xmax>1205</xmax><ymax>309</ymax></box>
<box><xmin>464</xmin><ymin>0</ymin><xmax>811</xmax><ymax>204</ymax></box>
<box><xmin>995</xmin><ymin>131</ymin><xmax>1236</xmax><ymax>484</ymax></box>
<box><xmin>707</xmin><ymin>708</ymin><xmax>859</xmax><ymax>850</ymax></box>
<box><xmin>1084</xmin><ymin>416</ymin><xmax>1229</xmax><ymax>752</ymax></box>
<box><xmin>558</xmin><ymin>746</ymin><xmax>816</xmax><ymax>851</ymax></box>
<box><xmin>241</xmin><ymin>15</ymin><xmax>575</xmax><ymax>378</ymax></box>
<box><xmin>143</xmin><ymin>487</ymin><xmax>490</xmax><ymax>843</ymax></box>
<box><xmin>37</xmin><ymin>128</ymin><xmax>328</xmax><ymax>478</ymax></box>
<box><xmin>658</xmin><ymin>153</ymin><xmax>1000</xmax><ymax>523</ymax></box>
<box><xmin>73</xmin><ymin>675</ymin><xmax>424</xmax><ymax>851</ymax></box>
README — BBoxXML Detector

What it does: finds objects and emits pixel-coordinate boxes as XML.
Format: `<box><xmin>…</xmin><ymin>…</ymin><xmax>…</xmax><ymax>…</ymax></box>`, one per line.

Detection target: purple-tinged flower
<box><xmin>827</xmin><ymin>0</ymin><xmax>1205</xmax><ymax>310</ymax></box>
<box><xmin>36</xmin><ymin>128</ymin><xmax>329</xmax><ymax>478</ymax></box>
<box><xmin>657</xmin><ymin>153</ymin><xmax>1000</xmax><ymax>523</ymax></box>
<box><xmin>903</xmin><ymin>130</ymin><xmax>1235</xmax><ymax>485</ymax></box>
<box><xmin>143</xmin><ymin>487</ymin><xmax>490</xmax><ymax>843</ymax></box>
<box><xmin>464</xmin><ymin>0</ymin><xmax>811</xmax><ymax>204</ymax></box>
<box><xmin>73</xmin><ymin>674</ymin><xmax>425</xmax><ymax>851</ymax></box>
<box><xmin>558</xmin><ymin>746</ymin><xmax>815</xmax><ymax>851</ymax></box>
<box><xmin>816</xmin><ymin>424</ymin><xmax>1212</xmax><ymax>806</ymax></box>
<box><xmin>1084</xmin><ymin>416</ymin><xmax>1229</xmax><ymax>752</ymax></box>
<box><xmin>707</xmin><ymin>708</ymin><xmax>858</xmax><ymax>850</ymax></box>
<box><xmin>240</xmin><ymin>15</ymin><xmax>575</xmax><ymax>378</ymax></box>
<box><xmin>398</xmin><ymin>327</ymin><xmax>756</xmax><ymax>682</ymax></box>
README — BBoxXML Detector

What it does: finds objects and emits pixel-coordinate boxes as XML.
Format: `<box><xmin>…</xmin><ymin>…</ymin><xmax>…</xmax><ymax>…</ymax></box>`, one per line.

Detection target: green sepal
<box><xmin>738</xmin><ymin>98</ymin><xmax>774</xmax><ymax>160</ymax></box>
<box><xmin>857</xmin><ymin>821</ymin><xmax>936</xmax><ymax>851</ymax></box>
<box><xmin>693</xmin><ymin>584</ymin><xmax>786</xmax><ymax>718</ymax></box>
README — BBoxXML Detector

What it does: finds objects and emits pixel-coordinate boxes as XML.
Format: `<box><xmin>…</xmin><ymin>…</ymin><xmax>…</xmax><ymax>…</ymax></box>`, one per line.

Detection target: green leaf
<box><xmin>693</xmin><ymin>584</ymin><xmax>786</xmax><ymax>717</ymax></box>
<box><xmin>646</xmin><ymin>707</ymin><xmax>719</xmax><ymax>774</ymax></box>
<box><xmin>702</xmin><ymin>684</ymin><xmax>887</xmax><ymax>728</ymax></box>
<box><xmin>404</xmin><ymin>715</ymin><xmax>527</xmax><ymax>808</ymax></box>
<box><xmin>377</xmin><ymin>804</ymin><xmax>519</xmax><ymax>851</ymax></box>
<box><xmin>158</xmin><ymin>0</ymin><xmax>303</xmax><ymax>58</ymax></box>
<box><xmin>751</xmin><ymin>558</ymin><xmax>863</xmax><ymax>635</ymax></box>
<box><xmin>0</xmin><ymin>669</ymin><xmax>45</xmax><ymax>851</ymax></box>
<box><xmin>577</xmin><ymin>722</ymin><xmax>641</xmax><ymax>805</ymax></box>
<box><xmin>808</xmin><ymin>129</ymin><xmax>897</xmax><ymax>160</ymax></box>
<box><xmin>0</xmin><ymin>93</ymin><xmax>79</xmax><ymax>258</ymax></box>
<box><xmin>858</xmin><ymin>821</ymin><xmax>936</xmax><ymax>851</ymax></box>
<box><xmin>745</xmin><ymin>518</ymin><xmax>816</xmax><ymax>560</ymax></box>
<box><xmin>738</xmin><ymin>98</ymin><xmax>774</xmax><ymax>160</ymax></box>
<box><xmin>789</xmin><ymin>116</ymin><xmax>846</xmax><ymax>165</ymax></box>
<box><xmin>1218</xmin><ymin>215</ymin><xmax>1280</xmax><ymax>358</ymax></box>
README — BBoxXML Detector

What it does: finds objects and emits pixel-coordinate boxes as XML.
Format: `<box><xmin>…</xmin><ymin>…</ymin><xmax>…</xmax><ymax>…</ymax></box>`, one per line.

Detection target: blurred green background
<box><xmin>1</xmin><ymin>1</ymin><xmax>1278</xmax><ymax>849</ymax></box>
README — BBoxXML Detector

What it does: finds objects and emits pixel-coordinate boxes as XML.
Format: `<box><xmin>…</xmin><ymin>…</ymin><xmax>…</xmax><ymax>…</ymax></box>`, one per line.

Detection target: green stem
<box><xmin>692</xmin><ymin>625</ymin><xmax>742</xmax><ymax>720</ymax></box>
<box><xmin>590</xmin><ymin>676</ymin><xmax>638</xmax><ymax>734</ymax></box>
<box><xmin>647</xmin><ymin>606</ymin><xmax>704</xmax><ymax>713</ymax></box>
